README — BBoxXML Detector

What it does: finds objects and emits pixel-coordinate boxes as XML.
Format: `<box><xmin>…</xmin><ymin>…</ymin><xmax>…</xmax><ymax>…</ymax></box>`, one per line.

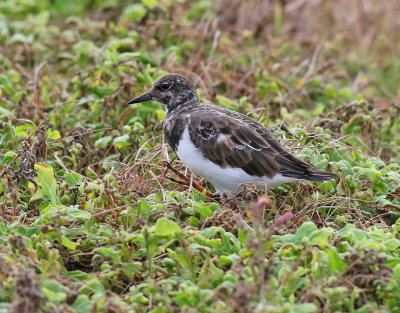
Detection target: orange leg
<box><xmin>165</xmin><ymin>162</ymin><xmax>217</xmax><ymax>199</ymax></box>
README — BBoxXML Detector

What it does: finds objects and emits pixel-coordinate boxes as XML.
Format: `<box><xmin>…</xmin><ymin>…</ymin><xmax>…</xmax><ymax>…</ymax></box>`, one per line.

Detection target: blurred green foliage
<box><xmin>1</xmin><ymin>0</ymin><xmax>400</xmax><ymax>312</ymax></box>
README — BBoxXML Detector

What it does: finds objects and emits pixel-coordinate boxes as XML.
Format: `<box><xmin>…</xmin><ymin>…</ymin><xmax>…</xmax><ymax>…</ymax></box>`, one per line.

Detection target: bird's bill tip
<box><xmin>127</xmin><ymin>90</ymin><xmax>153</xmax><ymax>104</ymax></box>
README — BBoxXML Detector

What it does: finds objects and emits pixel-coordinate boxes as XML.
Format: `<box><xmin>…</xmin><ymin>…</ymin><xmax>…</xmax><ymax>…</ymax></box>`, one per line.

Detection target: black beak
<box><xmin>127</xmin><ymin>90</ymin><xmax>154</xmax><ymax>104</ymax></box>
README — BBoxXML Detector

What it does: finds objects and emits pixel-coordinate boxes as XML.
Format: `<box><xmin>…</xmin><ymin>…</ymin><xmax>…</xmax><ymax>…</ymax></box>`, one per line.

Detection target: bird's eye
<box><xmin>160</xmin><ymin>82</ymin><xmax>170</xmax><ymax>90</ymax></box>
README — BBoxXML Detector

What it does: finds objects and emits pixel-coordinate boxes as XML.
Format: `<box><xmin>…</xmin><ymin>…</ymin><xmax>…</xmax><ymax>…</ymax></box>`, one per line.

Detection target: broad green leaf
<box><xmin>152</xmin><ymin>218</ymin><xmax>180</xmax><ymax>236</ymax></box>
<box><xmin>218</xmin><ymin>254</ymin><xmax>239</xmax><ymax>267</ymax></box>
<box><xmin>64</xmin><ymin>172</ymin><xmax>82</xmax><ymax>187</ymax></box>
<box><xmin>393</xmin><ymin>264</ymin><xmax>400</xmax><ymax>280</ymax></box>
<box><xmin>31</xmin><ymin>164</ymin><xmax>58</xmax><ymax>205</ymax></box>
<box><xmin>79</xmin><ymin>278</ymin><xmax>105</xmax><ymax>294</ymax></box>
<box><xmin>42</xmin><ymin>280</ymin><xmax>67</xmax><ymax>303</ymax></box>
<box><xmin>47</xmin><ymin>129</ymin><xmax>61</xmax><ymax>140</ymax></box>
<box><xmin>308</xmin><ymin>228</ymin><xmax>334</xmax><ymax>247</ymax></box>
<box><xmin>24</xmin><ymin>226</ymin><xmax>41</xmax><ymax>237</ymax></box>
<box><xmin>155</xmin><ymin>109</ymin><xmax>166</xmax><ymax>120</ymax></box>
<box><xmin>0</xmin><ymin>105</ymin><xmax>15</xmax><ymax>116</ymax></box>
<box><xmin>170</xmin><ymin>281</ymin><xmax>201</xmax><ymax>307</ymax></box>
<box><xmin>113</xmin><ymin>135</ymin><xmax>130</xmax><ymax>149</ymax></box>
<box><xmin>383</xmin><ymin>238</ymin><xmax>400</xmax><ymax>251</ymax></box>
<box><xmin>201</xmin><ymin>226</ymin><xmax>224</xmax><ymax>238</ymax></box>
<box><xmin>123</xmin><ymin>4</ymin><xmax>146</xmax><ymax>23</ymax></box>
<box><xmin>67</xmin><ymin>208</ymin><xmax>91</xmax><ymax>220</ymax></box>
<box><xmin>356</xmin><ymin>168</ymin><xmax>377</xmax><ymax>181</ymax></box>
<box><xmin>122</xmin><ymin>263</ymin><xmax>143</xmax><ymax>279</ymax></box>
<box><xmin>295</xmin><ymin>222</ymin><xmax>318</xmax><ymax>243</ymax></box>
<box><xmin>72</xmin><ymin>295</ymin><xmax>94</xmax><ymax>313</ymax></box>
<box><xmin>0</xmin><ymin>74</ymin><xmax>13</xmax><ymax>94</ymax></box>
<box><xmin>142</xmin><ymin>0</ymin><xmax>156</xmax><ymax>9</ymax></box>
<box><xmin>93</xmin><ymin>247</ymin><xmax>121</xmax><ymax>262</ymax></box>
<box><xmin>189</xmin><ymin>216</ymin><xmax>199</xmax><ymax>227</ymax></box>
<box><xmin>65</xmin><ymin>270</ymin><xmax>88</xmax><ymax>282</ymax></box>
<box><xmin>192</xmin><ymin>202</ymin><xmax>213</xmax><ymax>219</ymax></box>
<box><xmin>15</xmin><ymin>124</ymin><xmax>35</xmax><ymax>136</ymax></box>
<box><xmin>325</xmin><ymin>248</ymin><xmax>348</xmax><ymax>273</ymax></box>
<box><xmin>198</xmin><ymin>259</ymin><xmax>224</xmax><ymax>288</ymax></box>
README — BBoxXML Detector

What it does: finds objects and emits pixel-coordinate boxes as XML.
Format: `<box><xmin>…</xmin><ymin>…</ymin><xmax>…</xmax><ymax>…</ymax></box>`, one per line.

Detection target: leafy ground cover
<box><xmin>1</xmin><ymin>0</ymin><xmax>400</xmax><ymax>312</ymax></box>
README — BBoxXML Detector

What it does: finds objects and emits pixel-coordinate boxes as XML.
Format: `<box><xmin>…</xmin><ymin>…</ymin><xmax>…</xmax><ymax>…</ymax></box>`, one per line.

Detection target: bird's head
<box><xmin>127</xmin><ymin>73</ymin><xmax>199</xmax><ymax>111</ymax></box>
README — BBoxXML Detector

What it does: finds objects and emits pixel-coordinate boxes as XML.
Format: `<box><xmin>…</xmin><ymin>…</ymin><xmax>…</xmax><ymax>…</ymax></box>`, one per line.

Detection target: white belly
<box><xmin>175</xmin><ymin>127</ymin><xmax>297</xmax><ymax>194</ymax></box>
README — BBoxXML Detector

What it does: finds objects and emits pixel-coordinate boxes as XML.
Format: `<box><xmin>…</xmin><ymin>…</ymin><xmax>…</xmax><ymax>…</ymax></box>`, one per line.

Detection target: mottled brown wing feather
<box><xmin>187</xmin><ymin>109</ymin><xmax>311</xmax><ymax>179</ymax></box>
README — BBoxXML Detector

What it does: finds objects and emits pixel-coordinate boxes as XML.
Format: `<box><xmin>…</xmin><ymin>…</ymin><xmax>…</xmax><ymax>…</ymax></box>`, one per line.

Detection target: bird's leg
<box><xmin>167</xmin><ymin>176</ymin><xmax>189</xmax><ymax>186</ymax></box>
<box><xmin>165</xmin><ymin>162</ymin><xmax>216</xmax><ymax>199</ymax></box>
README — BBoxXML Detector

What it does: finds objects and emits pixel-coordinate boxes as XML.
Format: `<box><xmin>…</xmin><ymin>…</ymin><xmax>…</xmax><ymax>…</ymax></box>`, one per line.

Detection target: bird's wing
<box><xmin>187</xmin><ymin>111</ymin><xmax>310</xmax><ymax>179</ymax></box>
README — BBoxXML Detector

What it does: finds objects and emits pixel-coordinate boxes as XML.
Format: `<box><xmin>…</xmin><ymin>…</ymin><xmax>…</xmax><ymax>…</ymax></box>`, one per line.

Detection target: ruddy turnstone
<box><xmin>128</xmin><ymin>73</ymin><xmax>338</xmax><ymax>195</ymax></box>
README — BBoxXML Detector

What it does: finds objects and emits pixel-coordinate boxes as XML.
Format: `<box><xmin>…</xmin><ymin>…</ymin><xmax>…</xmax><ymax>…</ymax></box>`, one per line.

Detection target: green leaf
<box><xmin>107</xmin><ymin>38</ymin><xmax>137</xmax><ymax>51</ymax></box>
<box><xmin>65</xmin><ymin>270</ymin><xmax>88</xmax><ymax>282</ymax></box>
<box><xmin>113</xmin><ymin>135</ymin><xmax>130</xmax><ymax>149</ymax></box>
<box><xmin>393</xmin><ymin>264</ymin><xmax>400</xmax><ymax>280</ymax></box>
<box><xmin>72</xmin><ymin>295</ymin><xmax>94</xmax><ymax>313</ymax></box>
<box><xmin>0</xmin><ymin>219</ymin><xmax>6</xmax><ymax>235</ymax></box>
<box><xmin>61</xmin><ymin>235</ymin><xmax>77</xmax><ymax>250</ymax></box>
<box><xmin>198</xmin><ymin>259</ymin><xmax>224</xmax><ymax>288</ymax></box>
<box><xmin>15</xmin><ymin>124</ymin><xmax>35</xmax><ymax>136</ymax></box>
<box><xmin>0</xmin><ymin>74</ymin><xmax>13</xmax><ymax>94</ymax></box>
<box><xmin>79</xmin><ymin>278</ymin><xmax>105</xmax><ymax>294</ymax></box>
<box><xmin>201</xmin><ymin>226</ymin><xmax>223</xmax><ymax>238</ymax></box>
<box><xmin>218</xmin><ymin>254</ymin><xmax>239</xmax><ymax>267</ymax></box>
<box><xmin>189</xmin><ymin>216</ymin><xmax>199</xmax><ymax>227</ymax></box>
<box><xmin>152</xmin><ymin>218</ymin><xmax>180</xmax><ymax>236</ymax></box>
<box><xmin>155</xmin><ymin>109</ymin><xmax>166</xmax><ymax>120</ymax></box>
<box><xmin>31</xmin><ymin>164</ymin><xmax>58</xmax><ymax>205</ymax></box>
<box><xmin>67</xmin><ymin>208</ymin><xmax>92</xmax><ymax>220</ymax></box>
<box><xmin>295</xmin><ymin>222</ymin><xmax>318</xmax><ymax>243</ymax></box>
<box><xmin>149</xmin><ymin>308</ymin><xmax>167</xmax><ymax>313</ymax></box>
<box><xmin>123</xmin><ymin>4</ymin><xmax>146</xmax><ymax>23</ymax></box>
<box><xmin>10</xmin><ymin>33</ymin><xmax>33</xmax><ymax>43</ymax></box>
<box><xmin>192</xmin><ymin>202</ymin><xmax>213</xmax><ymax>219</ymax></box>
<box><xmin>383</xmin><ymin>238</ymin><xmax>400</xmax><ymax>251</ymax></box>
<box><xmin>294</xmin><ymin>303</ymin><xmax>318</xmax><ymax>313</ymax></box>
<box><xmin>95</xmin><ymin>135</ymin><xmax>112</xmax><ymax>148</ymax></box>
<box><xmin>64</xmin><ymin>172</ymin><xmax>82</xmax><ymax>187</ymax></box>
<box><xmin>142</xmin><ymin>0</ymin><xmax>157</xmax><ymax>9</ymax></box>
<box><xmin>325</xmin><ymin>248</ymin><xmax>348</xmax><ymax>273</ymax></box>
<box><xmin>42</xmin><ymin>280</ymin><xmax>67</xmax><ymax>303</ymax></box>
<box><xmin>308</xmin><ymin>228</ymin><xmax>334</xmax><ymax>247</ymax></box>
<box><xmin>122</xmin><ymin>263</ymin><xmax>143</xmax><ymax>279</ymax></box>
<box><xmin>24</xmin><ymin>227</ymin><xmax>41</xmax><ymax>237</ymax></box>
<box><xmin>171</xmin><ymin>281</ymin><xmax>201</xmax><ymax>307</ymax></box>
<box><xmin>118</xmin><ymin>52</ymin><xmax>140</xmax><ymax>62</ymax></box>
<box><xmin>356</xmin><ymin>168</ymin><xmax>377</xmax><ymax>181</ymax></box>
<box><xmin>47</xmin><ymin>129</ymin><xmax>61</xmax><ymax>140</ymax></box>
<box><xmin>93</xmin><ymin>247</ymin><xmax>121</xmax><ymax>262</ymax></box>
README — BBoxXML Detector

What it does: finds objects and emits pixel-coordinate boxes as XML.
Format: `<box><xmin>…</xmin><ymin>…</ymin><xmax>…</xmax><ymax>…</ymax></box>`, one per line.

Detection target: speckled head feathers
<box><xmin>128</xmin><ymin>73</ymin><xmax>198</xmax><ymax>110</ymax></box>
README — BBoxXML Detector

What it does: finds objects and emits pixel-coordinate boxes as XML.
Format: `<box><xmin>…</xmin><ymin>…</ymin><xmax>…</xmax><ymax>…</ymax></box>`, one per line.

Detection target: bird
<box><xmin>128</xmin><ymin>73</ymin><xmax>338</xmax><ymax>195</ymax></box>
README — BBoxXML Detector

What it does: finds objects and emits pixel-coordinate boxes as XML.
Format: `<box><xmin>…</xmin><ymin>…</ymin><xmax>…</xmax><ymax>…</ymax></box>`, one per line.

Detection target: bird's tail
<box><xmin>283</xmin><ymin>168</ymin><xmax>338</xmax><ymax>183</ymax></box>
<box><xmin>302</xmin><ymin>169</ymin><xmax>338</xmax><ymax>183</ymax></box>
